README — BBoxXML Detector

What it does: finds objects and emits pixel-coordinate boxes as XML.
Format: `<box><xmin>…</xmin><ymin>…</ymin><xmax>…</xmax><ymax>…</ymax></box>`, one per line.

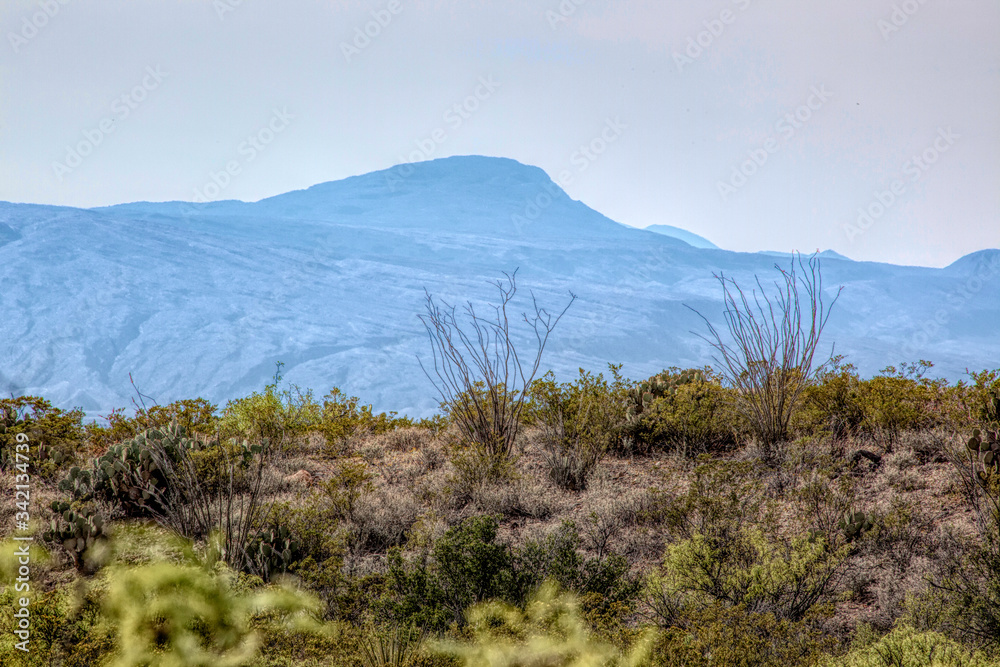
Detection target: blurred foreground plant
<box><xmin>98</xmin><ymin>534</ymin><xmax>326</xmax><ymax>667</ymax></box>
<box><xmin>434</xmin><ymin>581</ymin><xmax>653</xmax><ymax>667</ymax></box>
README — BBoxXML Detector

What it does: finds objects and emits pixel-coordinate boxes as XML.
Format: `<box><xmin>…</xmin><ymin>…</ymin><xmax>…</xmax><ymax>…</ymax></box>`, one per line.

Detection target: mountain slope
<box><xmin>2</xmin><ymin>156</ymin><xmax>998</xmax><ymax>417</ymax></box>
<box><xmin>644</xmin><ymin>224</ymin><xmax>719</xmax><ymax>249</ymax></box>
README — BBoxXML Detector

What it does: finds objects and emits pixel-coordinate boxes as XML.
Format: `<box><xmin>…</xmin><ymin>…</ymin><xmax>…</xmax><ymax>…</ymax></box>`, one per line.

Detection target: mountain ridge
<box><xmin>1</xmin><ymin>155</ymin><xmax>998</xmax><ymax>417</ymax></box>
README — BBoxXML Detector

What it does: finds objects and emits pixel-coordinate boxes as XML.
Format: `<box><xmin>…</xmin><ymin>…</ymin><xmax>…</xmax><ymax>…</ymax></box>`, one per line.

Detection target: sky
<box><xmin>1</xmin><ymin>0</ymin><xmax>997</xmax><ymax>267</ymax></box>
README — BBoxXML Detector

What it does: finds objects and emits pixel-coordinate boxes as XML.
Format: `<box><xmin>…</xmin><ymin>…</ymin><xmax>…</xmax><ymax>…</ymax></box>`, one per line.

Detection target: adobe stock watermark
<box><xmin>213</xmin><ymin>0</ymin><xmax>245</xmax><ymax>21</ymax></box>
<box><xmin>8</xmin><ymin>0</ymin><xmax>71</xmax><ymax>54</ymax></box>
<box><xmin>51</xmin><ymin>65</ymin><xmax>168</xmax><ymax>182</ymax></box>
<box><xmin>510</xmin><ymin>117</ymin><xmax>627</xmax><ymax>234</ymax></box>
<box><xmin>546</xmin><ymin>0</ymin><xmax>589</xmax><ymax>30</ymax></box>
<box><xmin>341</xmin><ymin>0</ymin><xmax>403</xmax><ymax>63</ymax></box>
<box><xmin>901</xmin><ymin>251</ymin><xmax>1000</xmax><ymax>359</ymax></box>
<box><xmin>190</xmin><ymin>107</ymin><xmax>294</xmax><ymax>203</ymax></box>
<box><xmin>842</xmin><ymin>127</ymin><xmax>958</xmax><ymax>243</ymax></box>
<box><xmin>673</xmin><ymin>0</ymin><xmax>754</xmax><ymax>73</ymax></box>
<box><xmin>383</xmin><ymin>75</ymin><xmax>501</xmax><ymax>191</ymax></box>
<box><xmin>472</xmin><ymin>37</ymin><xmax>591</xmax><ymax>65</ymax></box>
<box><xmin>877</xmin><ymin>0</ymin><xmax>931</xmax><ymax>41</ymax></box>
<box><xmin>717</xmin><ymin>85</ymin><xmax>833</xmax><ymax>202</ymax></box>
<box><xmin>11</xmin><ymin>430</ymin><xmax>34</xmax><ymax>653</ymax></box>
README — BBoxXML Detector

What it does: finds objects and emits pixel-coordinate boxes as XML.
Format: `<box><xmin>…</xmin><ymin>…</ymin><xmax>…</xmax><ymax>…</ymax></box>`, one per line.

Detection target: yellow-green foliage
<box><xmin>527</xmin><ymin>367</ymin><xmax>626</xmax><ymax>489</ymax></box>
<box><xmin>650</xmin><ymin>604</ymin><xmax>830</xmax><ymax>667</ymax></box>
<box><xmin>85</xmin><ymin>398</ymin><xmax>219</xmax><ymax>452</ymax></box>
<box><xmin>822</xmin><ymin>624</ymin><xmax>1000</xmax><ymax>667</ymax></box>
<box><xmin>219</xmin><ymin>381</ymin><xmax>321</xmax><ymax>449</ymax></box>
<box><xmin>434</xmin><ymin>582</ymin><xmax>653</xmax><ymax>667</ymax></box>
<box><xmin>795</xmin><ymin>361</ymin><xmax>864</xmax><ymax>439</ymax></box>
<box><xmin>527</xmin><ymin>368</ymin><xmax>625</xmax><ymax>452</ymax></box>
<box><xmin>98</xmin><ymin>537</ymin><xmax>325</xmax><ymax>667</ymax></box>
<box><xmin>967</xmin><ymin>369</ymin><xmax>1000</xmax><ymax>428</ymax></box>
<box><xmin>796</xmin><ymin>360</ymin><xmax>969</xmax><ymax>444</ymax></box>
<box><xmin>319</xmin><ymin>387</ymin><xmax>409</xmax><ymax>452</ymax></box>
<box><xmin>647</xmin><ymin>459</ymin><xmax>846</xmax><ymax>625</ymax></box>
<box><xmin>855</xmin><ymin>375</ymin><xmax>936</xmax><ymax>449</ymax></box>
<box><xmin>648</xmin><ymin>528</ymin><xmax>846</xmax><ymax>624</ymax></box>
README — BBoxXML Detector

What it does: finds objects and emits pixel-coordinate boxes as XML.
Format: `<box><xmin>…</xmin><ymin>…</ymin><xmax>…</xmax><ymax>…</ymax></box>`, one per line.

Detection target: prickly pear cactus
<box><xmin>248</xmin><ymin>525</ymin><xmax>300</xmax><ymax>581</ymax></box>
<box><xmin>967</xmin><ymin>426</ymin><xmax>1000</xmax><ymax>486</ymax></box>
<box><xmin>838</xmin><ymin>509</ymin><xmax>875</xmax><ymax>542</ymax></box>
<box><xmin>58</xmin><ymin>465</ymin><xmax>95</xmax><ymax>502</ymax></box>
<box><xmin>43</xmin><ymin>500</ymin><xmax>106</xmax><ymax>571</ymax></box>
<box><xmin>624</xmin><ymin>369</ymin><xmax>707</xmax><ymax>423</ymax></box>
<box><xmin>93</xmin><ymin>423</ymin><xmax>197</xmax><ymax>516</ymax></box>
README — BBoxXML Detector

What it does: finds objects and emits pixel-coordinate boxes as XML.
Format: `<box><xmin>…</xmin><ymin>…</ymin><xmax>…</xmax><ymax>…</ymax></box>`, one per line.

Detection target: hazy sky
<box><xmin>1</xmin><ymin>0</ymin><xmax>997</xmax><ymax>267</ymax></box>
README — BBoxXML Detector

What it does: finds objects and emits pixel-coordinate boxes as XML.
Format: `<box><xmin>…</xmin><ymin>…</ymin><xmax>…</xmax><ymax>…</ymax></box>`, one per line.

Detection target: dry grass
<box><xmin>4</xmin><ymin>423</ymin><xmax>986</xmax><ymax>649</ymax></box>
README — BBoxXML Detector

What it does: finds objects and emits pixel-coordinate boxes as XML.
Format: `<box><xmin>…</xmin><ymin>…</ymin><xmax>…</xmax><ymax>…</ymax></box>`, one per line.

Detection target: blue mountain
<box><xmin>2</xmin><ymin>155</ymin><xmax>997</xmax><ymax>417</ymax></box>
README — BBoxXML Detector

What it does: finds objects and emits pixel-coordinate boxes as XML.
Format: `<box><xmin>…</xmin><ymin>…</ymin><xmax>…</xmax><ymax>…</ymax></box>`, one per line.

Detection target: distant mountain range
<box><xmin>2</xmin><ymin>155</ymin><xmax>998</xmax><ymax>417</ymax></box>
<box><xmin>644</xmin><ymin>224</ymin><xmax>719</xmax><ymax>250</ymax></box>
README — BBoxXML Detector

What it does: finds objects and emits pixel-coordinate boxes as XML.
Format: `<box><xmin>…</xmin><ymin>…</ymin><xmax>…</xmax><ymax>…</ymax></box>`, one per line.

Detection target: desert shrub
<box><xmin>0</xmin><ymin>585</ymin><xmax>115</xmax><ymax>667</ymax></box>
<box><xmin>528</xmin><ymin>367</ymin><xmax>625</xmax><ymax>490</ymax></box>
<box><xmin>0</xmin><ymin>395</ymin><xmax>84</xmax><ymax>477</ymax></box>
<box><xmin>964</xmin><ymin>369</ymin><xmax>1000</xmax><ymax>425</ymax></box>
<box><xmin>853</xmin><ymin>362</ymin><xmax>945</xmax><ymax>451</ymax></box>
<box><xmin>821</xmin><ymin>624</ymin><xmax>1000</xmax><ymax>667</ymax></box>
<box><xmin>920</xmin><ymin>389</ymin><xmax>1000</xmax><ymax>648</ymax></box>
<box><xmin>649</xmin><ymin>603</ymin><xmax>831</xmax><ymax>667</ymax></box>
<box><xmin>218</xmin><ymin>377</ymin><xmax>321</xmax><ymax>451</ymax></box>
<box><xmin>518</xmin><ymin>521</ymin><xmax>643</xmax><ymax>621</ymax></box>
<box><xmin>647</xmin><ymin>527</ymin><xmax>846</xmax><ymax>625</ymax></box>
<box><xmin>923</xmin><ymin>514</ymin><xmax>1000</xmax><ymax>648</ymax></box>
<box><xmin>645</xmin><ymin>459</ymin><xmax>846</xmax><ymax>626</ymax></box>
<box><xmin>185</xmin><ymin>437</ymin><xmax>257</xmax><ymax>494</ymax></box>
<box><xmin>85</xmin><ymin>398</ymin><xmax>219</xmax><ymax>451</ymax></box>
<box><xmin>794</xmin><ymin>471</ymin><xmax>860</xmax><ymax>548</ymax></box>
<box><xmin>433</xmin><ymin>582</ymin><xmax>654</xmax><ymax>667</ymax></box>
<box><xmin>659</xmin><ymin>459</ymin><xmax>766</xmax><ymax>543</ymax></box>
<box><xmin>322</xmin><ymin>458</ymin><xmax>375</xmax><ymax>522</ymax></box>
<box><xmin>319</xmin><ymin>387</ymin><xmax>413</xmax><ymax>453</ymax></box>
<box><xmin>794</xmin><ymin>358</ymin><xmax>865</xmax><ymax>439</ymax></box>
<box><xmin>379</xmin><ymin>515</ymin><xmax>526</xmax><ymax>631</ymax></box>
<box><xmin>351</xmin><ymin>488</ymin><xmax>422</xmax><ymax>554</ymax></box>
<box><xmin>621</xmin><ymin>368</ymin><xmax>740</xmax><ymax>456</ymax></box>
<box><xmin>464</xmin><ymin>480</ymin><xmax>555</xmax><ymax>521</ymax></box>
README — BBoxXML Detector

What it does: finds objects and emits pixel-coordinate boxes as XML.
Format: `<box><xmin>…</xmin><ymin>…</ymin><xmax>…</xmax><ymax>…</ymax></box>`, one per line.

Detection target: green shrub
<box><xmin>518</xmin><ymin>521</ymin><xmax>642</xmax><ymax>623</ymax></box>
<box><xmin>794</xmin><ymin>359</ymin><xmax>865</xmax><ymax>439</ymax></box>
<box><xmin>650</xmin><ymin>603</ymin><xmax>831</xmax><ymax>667</ymax></box>
<box><xmin>527</xmin><ymin>367</ymin><xmax>626</xmax><ymax>490</ymax></box>
<box><xmin>85</xmin><ymin>398</ymin><xmax>219</xmax><ymax>451</ymax></box>
<box><xmin>620</xmin><ymin>368</ymin><xmax>739</xmax><ymax>456</ymax></box>
<box><xmin>648</xmin><ymin>528</ymin><xmax>845</xmax><ymax>624</ymax></box>
<box><xmin>380</xmin><ymin>515</ymin><xmax>526</xmax><ymax>631</ymax></box>
<box><xmin>218</xmin><ymin>379</ymin><xmax>321</xmax><ymax>451</ymax></box>
<box><xmin>0</xmin><ymin>585</ymin><xmax>115</xmax><ymax>667</ymax></box>
<box><xmin>821</xmin><ymin>624</ymin><xmax>1000</xmax><ymax>667</ymax></box>
<box><xmin>646</xmin><ymin>459</ymin><xmax>846</xmax><ymax>626</ymax></box>
<box><xmin>0</xmin><ymin>395</ymin><xmax>84</xmax><ymax>477</ymax></box>
<box><xmin>319</xmin><ymin>387</ymin><xmax>411</xmax><ymax>452</ymax></box>
<box><xmin>854</xmin><ymin>363</ymin><xmax>944</xmax><ymax>450</ymax></box>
